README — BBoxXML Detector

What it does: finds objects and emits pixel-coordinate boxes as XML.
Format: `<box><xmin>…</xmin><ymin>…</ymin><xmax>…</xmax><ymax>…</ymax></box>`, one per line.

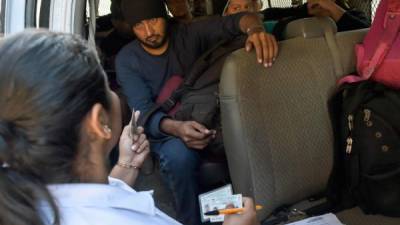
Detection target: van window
<box><xmin>371</xmin><ymin>0</ymin><xmax>380</xmax><ymax>18</ymax></box>
<box><xmin>0</xmin><ymin>0</ymin><xmax>5</xmax><ymax>37</ymax></box>
<box><xmin>98</xmin><ymin>0</ymin><xmax>111</xmax><ymax>16</ymax></box>
<box><xmin>86</xmin><ymin>0</ymin><xmax>111</xmax><ymax>20</ymax></box>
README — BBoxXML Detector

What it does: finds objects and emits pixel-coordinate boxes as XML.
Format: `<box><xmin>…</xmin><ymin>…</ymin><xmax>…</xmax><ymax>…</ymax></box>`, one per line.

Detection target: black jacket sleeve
<box><xmin>261</xmin><ymin>4</ymin><xmax>308</xmax><ymax>21</ymax></box>
<box><xmin>262</xmin><ymin>3</ymin><xmax>370</xmax><ymax>32</ymax></box>
<box><xmin>336</xmin><ymin>9</ymin><xmax>370</xmax><ymax>32</ymax></box>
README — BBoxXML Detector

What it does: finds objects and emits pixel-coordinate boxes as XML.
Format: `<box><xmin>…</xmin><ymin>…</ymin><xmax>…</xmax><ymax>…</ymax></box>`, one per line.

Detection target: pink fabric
<box><xmin>339</xmin><ymin>0</ymin><xmax>400</xmax><ymax>89</ymax></box>
<box><xmin>156</xmin><ymin>75</ymin><xmax>183</xmax><ymax>116</ymax></box>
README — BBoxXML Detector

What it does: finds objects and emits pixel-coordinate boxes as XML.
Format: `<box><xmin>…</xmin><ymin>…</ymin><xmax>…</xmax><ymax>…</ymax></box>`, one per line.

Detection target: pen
<box><xmin>130</xmin><ymin>111</ymin><xmax>138</xmax><ymax>138</ymax></box>
<box><xmin>205</xmin><ymin>205</ymin><xmax>263</xmax><ymax>216</ymax></box>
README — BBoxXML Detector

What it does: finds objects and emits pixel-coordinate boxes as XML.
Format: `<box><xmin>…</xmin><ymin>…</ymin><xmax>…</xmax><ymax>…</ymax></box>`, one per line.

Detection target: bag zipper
<box><xmin>346</xmin><ymin>115</ymin><xmax>354</xmax><ymax>154</ymax></box>
<box><xmin>364</xmin><ymin>109</ymin><xmax>371</xmax><ymax>122</ymax></box>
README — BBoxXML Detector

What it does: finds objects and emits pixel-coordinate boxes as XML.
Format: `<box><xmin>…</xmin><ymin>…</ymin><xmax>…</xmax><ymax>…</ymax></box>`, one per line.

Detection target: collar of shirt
<box><xmin>46</xmin><ymin>177</ymin><xmax>156</xmax><ymax>216</ymax></box>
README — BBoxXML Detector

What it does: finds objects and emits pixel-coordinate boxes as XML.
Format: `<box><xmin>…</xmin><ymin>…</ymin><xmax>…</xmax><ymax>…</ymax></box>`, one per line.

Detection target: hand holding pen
<box><xmin>222</xmin><ymin>198</ymin><xmax>260</xmax><ymax>225</ymax></box>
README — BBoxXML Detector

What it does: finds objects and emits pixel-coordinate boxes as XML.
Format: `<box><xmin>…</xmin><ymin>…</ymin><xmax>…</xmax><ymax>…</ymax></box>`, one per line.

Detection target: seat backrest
<box><xmin>219</xmin><ymin>19</ymin><xmax>368</xmax><ymax>219</ymax></box>
<box><xmin>283</xmin><ymin>17</ymin><xmax>337</xmax><ymax>40</ymax></box>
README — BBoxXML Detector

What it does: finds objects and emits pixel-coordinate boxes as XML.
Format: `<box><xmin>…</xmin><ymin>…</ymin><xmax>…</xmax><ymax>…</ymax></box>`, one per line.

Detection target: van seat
<box><xmin>283</xmin><ymin>17</ymin><xmax>337</xmax><ymax>40</ymax></box>
<box><xmin>219</xmin><ymin>22</ymin><xmax>400</xmax><ymax>224</ymax></box>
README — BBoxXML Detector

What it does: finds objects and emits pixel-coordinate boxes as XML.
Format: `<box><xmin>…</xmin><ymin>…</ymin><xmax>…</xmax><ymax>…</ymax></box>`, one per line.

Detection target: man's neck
<box><xmin>141</xmin><ymin>39</ymin><xmax>169</xmax><ymax>56</ymax></box>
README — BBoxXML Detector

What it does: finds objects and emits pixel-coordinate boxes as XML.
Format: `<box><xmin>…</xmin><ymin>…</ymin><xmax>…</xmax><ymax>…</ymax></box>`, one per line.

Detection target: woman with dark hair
<box><xmin>0</xmin><ymin>30</ymin><xmax>258</xmax><ymax>225</ymax></box>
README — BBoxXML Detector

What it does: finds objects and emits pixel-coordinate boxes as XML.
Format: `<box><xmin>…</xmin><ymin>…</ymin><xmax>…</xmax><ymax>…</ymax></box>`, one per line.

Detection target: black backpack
<box><xmin>139</xmin><ymin>37</ymin><xmax>246</xmax><ymax>157</ymax></box>
<box><xmin>328</xmin><ymin>80</ymin><xmax>400</xmax><ymax>217</ymax></box>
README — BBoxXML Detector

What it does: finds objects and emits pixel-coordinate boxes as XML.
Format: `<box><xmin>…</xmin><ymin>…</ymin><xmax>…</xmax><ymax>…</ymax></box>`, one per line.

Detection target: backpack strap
<box><xmin>361</xmin><ymin>0</ymin><xmax>400</xmax><ymax>79</ymax></box>
<box><xmin>261</xmin><ymin>197</ymin><xmax>334</xmax><ymax>225</ymax></box>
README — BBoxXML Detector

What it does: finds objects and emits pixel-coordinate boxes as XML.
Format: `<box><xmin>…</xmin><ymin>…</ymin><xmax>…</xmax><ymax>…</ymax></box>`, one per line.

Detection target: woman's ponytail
<box><xmin>0</xmin><ymin>121</ymin><xmax>60</xmax><ymax>225</ymax></box>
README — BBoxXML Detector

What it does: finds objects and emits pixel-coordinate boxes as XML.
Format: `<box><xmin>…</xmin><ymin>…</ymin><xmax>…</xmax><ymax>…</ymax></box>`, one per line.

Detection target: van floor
<box><xmin>134</xmin><ymin>164</ymin><xmax>178</xmax><ymax>219</ymax></box>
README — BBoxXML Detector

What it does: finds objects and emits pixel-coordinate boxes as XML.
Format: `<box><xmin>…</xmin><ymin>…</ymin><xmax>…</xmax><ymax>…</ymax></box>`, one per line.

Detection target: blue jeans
<box><xmin>152</xmin><ymin>138</ymin><xmax>201</xmax><ymax>225</ymax></box>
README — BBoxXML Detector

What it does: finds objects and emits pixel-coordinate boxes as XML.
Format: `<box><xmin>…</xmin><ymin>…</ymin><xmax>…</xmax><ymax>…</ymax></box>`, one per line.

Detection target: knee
<box><xmin>158</xmin><ymin>138</ymin><xmax>200</xmax><ymax>173</ymax></box>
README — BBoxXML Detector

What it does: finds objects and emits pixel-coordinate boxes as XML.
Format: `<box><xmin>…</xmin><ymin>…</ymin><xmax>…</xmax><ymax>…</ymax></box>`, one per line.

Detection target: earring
<box><xmin>103</xmin><ymin>125</ymin><xmax>112</xmax><ymax>133</ymax></box>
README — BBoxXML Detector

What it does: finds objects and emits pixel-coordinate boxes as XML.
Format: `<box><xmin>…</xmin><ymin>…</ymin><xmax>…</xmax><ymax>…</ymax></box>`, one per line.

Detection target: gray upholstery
<box><xmin>284</xmin><ymin>17</ymin><xmax>337</xmax><ymax>40</ymax></box>
<box><xmin>219</xmin><ymin>26</ymin><xmax>400</xmax><ymax>224</ymax></box>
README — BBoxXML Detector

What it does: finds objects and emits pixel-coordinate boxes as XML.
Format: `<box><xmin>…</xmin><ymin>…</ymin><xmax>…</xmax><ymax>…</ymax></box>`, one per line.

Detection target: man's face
<box><xmin>133</xmin><ymin>18</ymin><xmax>167</xmax><ymax>49</ymax></box>
<box><xmin>225</xmin><ymin>0</ymin><xmax>254</xmax><ymax>15</ymax></box>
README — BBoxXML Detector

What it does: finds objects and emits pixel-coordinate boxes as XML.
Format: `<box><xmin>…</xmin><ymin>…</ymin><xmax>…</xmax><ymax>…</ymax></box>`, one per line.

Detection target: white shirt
<box><xmin>41</xmin><ymin>177</ymin><xmax>181</xmax><ymax>225</ymax></box>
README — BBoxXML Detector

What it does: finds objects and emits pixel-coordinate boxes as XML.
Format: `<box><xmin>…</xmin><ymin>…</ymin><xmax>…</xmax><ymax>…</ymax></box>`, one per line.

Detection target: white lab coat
<box><xmin>40</xmin><ymin>177</ymin><xmax>182</xmax><ymax>225</ymax></box>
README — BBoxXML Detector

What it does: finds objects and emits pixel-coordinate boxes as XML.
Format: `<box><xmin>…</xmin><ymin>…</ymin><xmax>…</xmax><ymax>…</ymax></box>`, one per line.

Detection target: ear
<box><xmin>84</xmin><ymin>103</ymin><xmax>112</xmax><ymax>141</ymax></box>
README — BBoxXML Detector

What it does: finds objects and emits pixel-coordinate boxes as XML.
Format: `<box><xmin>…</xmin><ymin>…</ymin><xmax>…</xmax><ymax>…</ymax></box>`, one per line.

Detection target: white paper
<box><xmin>287</xmin><ymin>213</ymin><xmax>344</xmax><ymax>225</ymax></box>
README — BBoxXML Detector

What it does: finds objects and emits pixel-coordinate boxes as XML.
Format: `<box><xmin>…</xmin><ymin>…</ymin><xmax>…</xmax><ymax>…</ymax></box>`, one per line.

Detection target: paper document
<box><xmin>199</xmin><ymin>184</ymin><xmax>243</xmax><ymax>223</ymax></box>
<box><xmin>287</xmin><ymin>213</ymin><xmax>343</xmax><ymax>225</ymax></box>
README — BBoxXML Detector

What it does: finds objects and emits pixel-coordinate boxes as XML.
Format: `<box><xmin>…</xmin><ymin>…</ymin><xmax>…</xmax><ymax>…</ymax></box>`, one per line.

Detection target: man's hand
<box><xmin>176</xmin><ymin>121</ymin><xmax>216</xmax><ymax>150</ymax></box>
<box><xmin>308</xmin><ymin>0</ymin><xmax>345</xmax><ymax>22</ymax></box>
<box><xmin>161</xmin><ymin>118</ymin><xmax>216</xmax><ymax>150</ymax></box>
<box><xmin>245</xmin><ymin>30</ymin><xmax>278</xmax><ymax>68</ymax></box>
<box><xmin>223</xmin><ymin>197</ymin><xmax>259</xmax><ymax>225</ymax></box>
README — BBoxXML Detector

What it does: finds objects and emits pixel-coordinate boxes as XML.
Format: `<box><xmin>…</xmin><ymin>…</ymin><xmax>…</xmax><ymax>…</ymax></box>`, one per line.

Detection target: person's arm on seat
<box><xmin>261</xmin><ymin>5</ymin><xmax>309</xmax><ymax>21</ymax></box>
<box><xmin>240</xmin><ymin>13</ymin><xmax>279</xmax><ymax>67</ymax></box>
<box><xmin>184</xmin><ymin>12</ymin><xmax>278</xmax><ymax>68</ymax></box>
<box><xmin>307</xmin><ymin>0</ymin><xmax>370</xmax><ymax>31</ymax></box>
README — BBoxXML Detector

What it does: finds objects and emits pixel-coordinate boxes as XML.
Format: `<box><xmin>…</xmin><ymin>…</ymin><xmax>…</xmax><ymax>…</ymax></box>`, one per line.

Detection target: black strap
<box><xmin>261</xmin><ymin>197</ymin><xmax>334</xmax><ymax>225</ymax></box>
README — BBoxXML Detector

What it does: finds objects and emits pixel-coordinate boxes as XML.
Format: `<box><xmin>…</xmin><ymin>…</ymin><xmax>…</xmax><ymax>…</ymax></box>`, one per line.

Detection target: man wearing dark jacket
<box><xmin>115</xmin><ymin>1</ymin><xmax>278</xmax><ymax>225</ymax></box>
<box><xmin>261</xmin><ymin>0</ymin><xmax>370</xmax><ymax>39</ymax></box>
<box><xmin>223</xmin><ymin>0</ymin><xmax>370</xmax><ymax>39</ymax></box>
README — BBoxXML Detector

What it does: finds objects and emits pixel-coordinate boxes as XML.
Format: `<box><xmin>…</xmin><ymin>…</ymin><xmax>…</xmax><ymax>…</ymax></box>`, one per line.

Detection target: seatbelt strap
<box><xmin>88</xmin><ymin>0</ymin><xmax>97</xmax><ymax>53</ymax></box>
<box><xmin>318</xmin><ymin>17</ymin><xmax>344</xmax><ymax>78</ymax></box>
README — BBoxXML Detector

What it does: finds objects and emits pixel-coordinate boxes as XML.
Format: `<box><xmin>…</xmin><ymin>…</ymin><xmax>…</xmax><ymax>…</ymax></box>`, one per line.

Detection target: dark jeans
<box><xmin>152</xmin><ymin>138</ymin><xmax>202</xmax><ymax>225</ymax></box>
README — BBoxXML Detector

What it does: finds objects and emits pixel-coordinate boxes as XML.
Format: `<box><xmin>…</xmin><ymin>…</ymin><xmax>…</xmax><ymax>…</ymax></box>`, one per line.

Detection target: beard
<box><xmin>139</xmin><ymin>34</ymin><xmax>168</xmax><ymax>49</ymax></box>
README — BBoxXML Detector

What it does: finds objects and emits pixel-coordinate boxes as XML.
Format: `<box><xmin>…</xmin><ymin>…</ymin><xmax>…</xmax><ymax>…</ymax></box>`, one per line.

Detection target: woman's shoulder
<box><xmin>44</xmin><ymin>181</ymin><xmax>181</xmax><ymax>225</ymax></box>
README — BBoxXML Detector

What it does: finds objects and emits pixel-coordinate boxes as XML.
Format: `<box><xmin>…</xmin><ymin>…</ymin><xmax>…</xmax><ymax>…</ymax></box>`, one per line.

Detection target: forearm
<box><xmin>328</xmin><ymin>5</ymin><xmax>345</xmax><ymax>22</ymax></box>
<box><xmin>336</xmin><ymin>10</ymin><xmax>370</xmax><ymax>32</ymax></box>
<box><xmin>160</xmin><ymin>118</ymin><xmax>182</xmax><ymax>137</ymax></box>
<box><xmin>239</xmin><ymin>13</ymin><xmax>265</xmax><ymax>34</ymax></box>
<box><xmin>110</xmin><ymin>165</ymin><xmax>140</xmax><ymax>187</ymax></box>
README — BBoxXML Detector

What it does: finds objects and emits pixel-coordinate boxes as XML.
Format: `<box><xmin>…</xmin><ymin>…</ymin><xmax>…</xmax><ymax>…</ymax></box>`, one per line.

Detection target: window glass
<box><xmin>98</xmin><ymin>0</ymin><xmax>111</xmax><ymax>16</ymax></box>
<box><xmin>36</xmin><ymin>0</ymin><xmax>50</xmax><ymax>28</ymax></box>
<box><xmin>371</xmin><ymin>0</ymin><xmax>380</xmax><ymax>19</ymax></box>
<box><xmin>87</xmin><ymin>0</ymin><xmax>111</xmax><ymax>19</ymax></box>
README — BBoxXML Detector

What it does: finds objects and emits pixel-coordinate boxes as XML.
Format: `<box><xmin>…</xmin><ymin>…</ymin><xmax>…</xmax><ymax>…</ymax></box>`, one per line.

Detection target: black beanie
<box><xmin>121</xmin><ymin>0</ymin><xmax>168</xmax><ymax>27</ymax></box>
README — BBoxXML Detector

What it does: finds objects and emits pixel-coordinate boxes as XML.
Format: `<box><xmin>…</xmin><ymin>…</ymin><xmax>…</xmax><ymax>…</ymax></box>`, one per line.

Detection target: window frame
<box><xmin>4</xmin><ymin>0</ymin><xmax>26</xmax><ymax>35</ymax></box>
<box><xmin>0</xmin><ymin>0</ymin><xmax>5</xmax><ymax>36</ymax></box>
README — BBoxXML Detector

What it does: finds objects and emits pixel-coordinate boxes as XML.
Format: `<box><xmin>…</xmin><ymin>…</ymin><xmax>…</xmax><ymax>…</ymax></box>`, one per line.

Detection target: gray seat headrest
<box><xmin>284</xmin><ymin>17</ymin><xmax>338</xmax><ymax>39</ymax></box>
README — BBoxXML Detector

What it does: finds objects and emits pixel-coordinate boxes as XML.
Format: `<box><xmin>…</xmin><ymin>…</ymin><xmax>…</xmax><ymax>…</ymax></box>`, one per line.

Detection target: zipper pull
<box><xmin>348</xmin><ymin>115</ymin><xmax>354</xmax><ymax>131</ymax></box>
<box><xmin>364</xmin><ymin>109</ymin><xmax>371</xmax><ymax>122</ymax></box>
<box><xmin>346</xmin><ymin>137</ymin><xmax>353</xmax><ymax>154</ymax></box>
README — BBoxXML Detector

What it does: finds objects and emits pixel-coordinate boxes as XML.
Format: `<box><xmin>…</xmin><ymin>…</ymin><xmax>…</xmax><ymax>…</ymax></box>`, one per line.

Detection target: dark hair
<box><xmin>111</xmin><ymin>0</ymin><xmax>124</xmax><ymax>21</ymax></box>
<box><xmin>121</xmin><ymin>0</ymin><xmax>167</xmax><ymax>27</ymax></box>
<box><xmin>0</xmin><ymin>30</ymin><xmax>110</xmax><ymax>225</ymax></box>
